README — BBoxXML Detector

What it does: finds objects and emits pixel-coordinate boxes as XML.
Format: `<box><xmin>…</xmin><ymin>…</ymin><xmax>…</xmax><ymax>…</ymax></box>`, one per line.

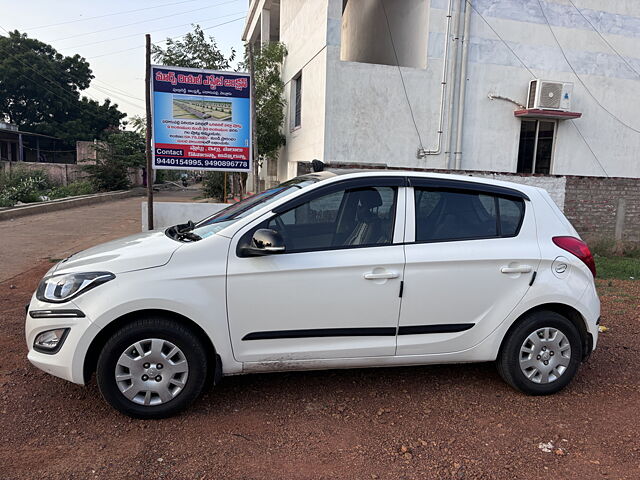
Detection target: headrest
<box><xmin>357</xmin><ymin>188</ymin><xmax>383</xmax><ymax>209</ymax></box>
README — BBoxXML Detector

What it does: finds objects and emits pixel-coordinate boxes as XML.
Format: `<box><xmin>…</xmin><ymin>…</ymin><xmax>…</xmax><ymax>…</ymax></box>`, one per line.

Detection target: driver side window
<box><xmin>268</xmin><ymin>186</ymin><xmax>397</xmax><ymax>253</ymax></box>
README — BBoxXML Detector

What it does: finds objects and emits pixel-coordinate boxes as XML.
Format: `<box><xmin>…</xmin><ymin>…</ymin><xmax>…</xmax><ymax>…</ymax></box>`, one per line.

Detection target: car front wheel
<box><xmin>497</xmin><ymin>310</ymin><xmax>583</xmax><ymax>395</ymax></box>
<box><xmin>96</xmin><ymin>316</ymin><xmax>209</xmax><ymax>419</ymax></box>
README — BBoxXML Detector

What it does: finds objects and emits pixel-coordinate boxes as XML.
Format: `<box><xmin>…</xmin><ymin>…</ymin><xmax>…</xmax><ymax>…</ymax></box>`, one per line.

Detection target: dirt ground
<box><xmin>0</xmin><ymin>263</ymin><xmax>638</xmax><ymax>479</ymax></box>
<box><xmin>1</xmin><ymin>197</ymin><xmax>639</xmax><ymax>479</ymax></box>
<box><xmin>0</xmin><ymin>190</ymin><xmax>201</xmax><ymax>283</ymax></box>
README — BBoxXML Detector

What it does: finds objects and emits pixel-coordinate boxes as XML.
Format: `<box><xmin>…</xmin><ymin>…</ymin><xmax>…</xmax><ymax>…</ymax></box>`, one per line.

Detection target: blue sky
<box><xmin>1</xmin><ymin>0</ymin><xmax>247</xmax><ymax>120</ymax></box>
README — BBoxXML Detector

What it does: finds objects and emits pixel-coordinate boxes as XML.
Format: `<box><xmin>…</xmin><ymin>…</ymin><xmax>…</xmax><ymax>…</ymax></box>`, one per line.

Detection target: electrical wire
<box><xmin>0</xmin><ymin>30</ymin><xmax>135</xmax><ymax>126</ymax></box>
<box><xmin>52</xmin><ymin>0</ymin><xmax>242</xmax><ymax>43</ymax></box>
<box><xmin>85</xmin><ymin>17</ymin><xmax>245</xmax><ymax>60</ymax></box>
<box><xmin>0</xmin><ymin>27</ymin><xmax>102</xmax><ymax>105</ymax></box>
<box><xmin>567</xmin><ymin>0</ymin><xmax>640</xmax><ymax>80</ymax></box>
<box><xmin>89</xmin><ymin>85</ymin><xmax>145</xmax><ymax>109</ymax></box>
<box><xmin>24</xmin><ymin>0</ymin><xmax>205</xmax><ymax>31</ymax></box>
<box><xmin>65</xmin><ymin>10</ymin><xmax>246</xmax><ymax>50</ymax></box>
<box><xmin>466</xmin><ymin>0</ymin><xmax>609</xmax><ymax>177</ymax></box>
<box><xmin>536</xmin><ymin>0</ymin><xmax>640</xmax><ymax>135</ymax></box>
<box><xmin>379</xmin><ymin>0</ymin><xmax>424</xmax><ymax>150</ymax></box>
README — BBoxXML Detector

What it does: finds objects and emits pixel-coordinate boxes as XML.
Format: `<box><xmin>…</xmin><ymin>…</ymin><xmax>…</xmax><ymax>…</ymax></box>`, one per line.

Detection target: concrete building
<box><xmin>243</xmin><ymin>0</ymin><xmax>640</xmax><ymax>184</ymax></box>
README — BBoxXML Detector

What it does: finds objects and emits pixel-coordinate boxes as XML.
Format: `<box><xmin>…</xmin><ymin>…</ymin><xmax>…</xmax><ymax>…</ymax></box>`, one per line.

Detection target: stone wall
<box><xmin>564</xmin><ymin>177</ymin><xmax>640</xmax><ymax>245</ymax></box>
<box><xmin>0</xmin><ymin>160</ymin><xmax>144</xmax><ymax>187</ymax></box>
<box><xmin>298</xmin><ymin>161</ymin><xmax>640</xmax><ymax>246</ymax></box>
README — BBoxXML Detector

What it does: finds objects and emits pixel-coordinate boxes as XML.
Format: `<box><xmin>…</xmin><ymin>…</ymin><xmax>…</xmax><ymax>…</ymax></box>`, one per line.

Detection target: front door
<box><xmin>397</xmin><ymin>182</ymin><xmax>540</xmax><ymax>355</ymax></box>
<box><xmin>227</xmin><ymin>179</ymin><xmax>407</xmax><ymax>362</ymax></box>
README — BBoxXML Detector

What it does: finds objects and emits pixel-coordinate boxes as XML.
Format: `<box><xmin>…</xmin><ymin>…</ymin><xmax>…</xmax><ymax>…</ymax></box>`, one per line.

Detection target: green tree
<box><xmin>152</xmin><ymin>25</ymin><xmax>236</xmax><ymax>200</ymax></box>
<box><xmin>0</xmin><ymin>30</ymin><xmax>125</xmax><ymax>144</ymax></box>
<box><xmin>83</xmin><ymin>131</ymin><xmax>145</xmax><ymax>191</ymax></box>
<box><xmin>248</xmin><ymin>42</ymin><xmax>287</xmax><ymax>162</ymax></box>
<box><xmin>151</xmin><ymin>25</ymin><xmax>235</xmax><ymax>69</ymax></box>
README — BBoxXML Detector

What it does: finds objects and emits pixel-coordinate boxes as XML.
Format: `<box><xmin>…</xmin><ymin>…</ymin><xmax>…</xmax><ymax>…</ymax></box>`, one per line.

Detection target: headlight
<box><xmin>36</xmin><ymin>272</ymin><xmax>115</xmax><ymax>303</ymax></box>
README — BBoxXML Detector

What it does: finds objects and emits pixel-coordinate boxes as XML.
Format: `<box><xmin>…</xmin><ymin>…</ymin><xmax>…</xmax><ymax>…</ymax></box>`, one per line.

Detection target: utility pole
<box><xmin>248</xmin><ymin>42</ymin><xmax>259</xmax><ymax>193</ymax></box>
<box><xmin>145</xmin><ymin>34</ymin><xmax>154</xmax><ymax>230</ymax></box>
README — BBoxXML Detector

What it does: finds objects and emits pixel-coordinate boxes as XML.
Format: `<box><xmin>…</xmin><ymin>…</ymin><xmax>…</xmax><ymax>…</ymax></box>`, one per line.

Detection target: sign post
<box><xmin>144</xmin><ymin>34</ymin><xmax>154</xmax><ymax>230</ymax></box>
<box><xmin>150</xmin><ymin>65</ymin><xmax>252</xmax><ymax>176</ymax></box>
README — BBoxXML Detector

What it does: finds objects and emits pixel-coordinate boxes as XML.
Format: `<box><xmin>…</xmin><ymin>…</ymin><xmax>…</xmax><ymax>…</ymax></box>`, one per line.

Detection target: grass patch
<box><xmin>595</xmin><ymin>256</ymin><xmax>640</xmax><ymax>280</ymax></box>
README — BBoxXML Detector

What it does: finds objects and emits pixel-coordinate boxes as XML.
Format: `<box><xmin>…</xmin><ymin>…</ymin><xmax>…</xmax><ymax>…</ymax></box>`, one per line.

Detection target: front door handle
<box><xmin>363</xmin><ymin>271</ymin><xmax>399</xmax><ymax>280</ymax></box>
<box><xmin>501</xmin><ymin>265</ymin><xmax>532</xmax><ymax>274</ymax></box>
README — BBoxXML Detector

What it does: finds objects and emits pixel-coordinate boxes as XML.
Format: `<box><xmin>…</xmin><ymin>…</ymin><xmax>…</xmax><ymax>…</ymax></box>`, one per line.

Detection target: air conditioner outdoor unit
<box><xmin>527</xmin><ymin>79</ymin><xmax>573</xmax><ymax>111</ymax></box>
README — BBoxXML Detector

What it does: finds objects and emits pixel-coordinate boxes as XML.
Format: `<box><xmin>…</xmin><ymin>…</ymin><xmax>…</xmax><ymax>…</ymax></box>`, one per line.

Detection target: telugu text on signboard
<box><xmin>151</xmin><ymin>65</ymin><xmax>251</xmax><ymax>172</ymax></box>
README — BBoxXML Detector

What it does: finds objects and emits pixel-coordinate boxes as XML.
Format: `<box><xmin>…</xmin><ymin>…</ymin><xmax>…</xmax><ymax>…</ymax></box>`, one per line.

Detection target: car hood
<box><xmin>53</xmin><ymin>230</ymin><xmax>182</xmax><ymax>275</ymax></box>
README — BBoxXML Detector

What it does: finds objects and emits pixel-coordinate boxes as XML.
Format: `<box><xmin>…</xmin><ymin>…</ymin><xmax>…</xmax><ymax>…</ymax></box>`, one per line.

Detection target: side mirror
<box><xmin>240</xmin><ymin>228</ymin><xmax>286</xmax><ymax>257</ymax></box>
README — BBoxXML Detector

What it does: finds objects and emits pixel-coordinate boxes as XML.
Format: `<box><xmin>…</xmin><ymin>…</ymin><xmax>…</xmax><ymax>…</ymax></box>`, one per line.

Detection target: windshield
<box><xmin>189</xmin><ymin>176</ymin><xmax>319</xmax><ymax>239</ymax></box>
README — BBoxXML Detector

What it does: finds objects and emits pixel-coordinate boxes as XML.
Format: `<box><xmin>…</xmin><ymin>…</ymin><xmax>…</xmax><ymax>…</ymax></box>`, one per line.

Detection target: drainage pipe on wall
<box><xmin>453</xmin><ymin>0</ymin><xmax>472</xmax><ymax>169</ymax></box>
<box><xmin>445</xmin><ymin>0</ymin><xmax>466</xmax><ymax>167</ymax></box>
<box><xmin>418</xmin><ymin>0</ymin><xmax>455</xmax><ymax>157</ymax></box>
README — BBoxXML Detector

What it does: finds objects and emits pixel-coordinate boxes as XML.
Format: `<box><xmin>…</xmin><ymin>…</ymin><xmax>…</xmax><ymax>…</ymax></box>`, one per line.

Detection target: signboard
<box><xmin>150</xmin><ymin>65</ymin><xmax>251</xmax><ymax>172</ymax></box>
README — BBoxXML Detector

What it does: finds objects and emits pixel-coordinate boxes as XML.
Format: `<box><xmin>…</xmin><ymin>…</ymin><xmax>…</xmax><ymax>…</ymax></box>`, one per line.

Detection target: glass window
<box><xmin>517</xmin><ymin>120</ymin><xmax>556</xmax><ymax>174</ymax></box>
<box><xmin>190</xmin><ymin>176</ymin><xmax>319</xmax><ymax>239</ymax></box>
<box><xmin>267</xmin><ymin>186</ymin><xmax>397</xmax><ymax>252</ymax></box>
<box><xmin>293</xmin><ymin>73</ymin><xmax>302</xmax><ymax>128</ymax></box>
<box><xmin>415</xmin><ymin>189</ymin><xmax>498</xmax><ymax>242</ymax></box>
<box><xmin>498</xmin><ymin>197</ymin><xmax>525</xmax><ymax>236</ymax></box>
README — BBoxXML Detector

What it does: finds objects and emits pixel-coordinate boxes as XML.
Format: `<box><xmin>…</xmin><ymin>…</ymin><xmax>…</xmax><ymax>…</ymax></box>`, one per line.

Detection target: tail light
<box><xmin>552</xmin><ymin>236</ymin><xmax>596</xmax><ymax>278</ymax></box>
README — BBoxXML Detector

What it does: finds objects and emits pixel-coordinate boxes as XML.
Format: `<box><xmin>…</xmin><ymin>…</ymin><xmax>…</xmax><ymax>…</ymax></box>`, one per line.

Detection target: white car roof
<box><xmin>315</xmin><ymin>169</ymin><xmax>542</xmax><ymax>198</ymax></box>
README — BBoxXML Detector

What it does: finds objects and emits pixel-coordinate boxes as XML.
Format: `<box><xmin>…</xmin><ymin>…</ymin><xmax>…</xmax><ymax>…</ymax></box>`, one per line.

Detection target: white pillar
<box><xmin>260</xmin><ymin>8</ymin><xmax>271</xmax><ymax>44</ymax></box>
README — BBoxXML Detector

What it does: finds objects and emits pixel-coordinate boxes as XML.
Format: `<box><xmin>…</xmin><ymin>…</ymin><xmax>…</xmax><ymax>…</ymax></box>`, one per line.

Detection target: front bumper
<box><xmin>25</xmin><ymin>295</ymin><xmax>92</xmax><ymax>384</ymax></box>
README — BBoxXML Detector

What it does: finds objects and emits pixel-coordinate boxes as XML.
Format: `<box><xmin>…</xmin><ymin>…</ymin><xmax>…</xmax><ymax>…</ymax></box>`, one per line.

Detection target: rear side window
<box><xmin>414</xmin><ymin>188</ymin><xmax>524</xmax><ymax>242</ymax></box>
<box><xmin>499</xmin><ymin>197</ymin><xmax>525</xmax><ymax>236</ymax></box>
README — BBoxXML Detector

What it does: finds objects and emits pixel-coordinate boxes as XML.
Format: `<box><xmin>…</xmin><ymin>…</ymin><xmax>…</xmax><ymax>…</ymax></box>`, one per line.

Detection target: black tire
<box><xmin>497</xmin><ymin>310</ymin><xmax>583</xmax><ymax>395</ymax></box>
<box><xmin>96</xmin><ymin>316</ymin><xmax>209</xmax><ymax>419</ymax></box>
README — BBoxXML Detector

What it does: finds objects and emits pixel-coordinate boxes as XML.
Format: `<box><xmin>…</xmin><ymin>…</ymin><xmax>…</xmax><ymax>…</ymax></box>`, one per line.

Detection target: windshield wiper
<box><xmin>176</xmin><ymin>231</ymin><xmax>201</xmax><ymax>242</ymax></box>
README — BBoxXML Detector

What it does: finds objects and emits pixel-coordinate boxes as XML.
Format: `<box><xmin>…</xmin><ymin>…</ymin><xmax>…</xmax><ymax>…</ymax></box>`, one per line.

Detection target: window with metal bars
<box><xmin>292</xmin><ymin>72</ymin><xmax>302</xmax><ymax>129</ymax></box>
<box><xmin>516</xmin><ymin>119</ymin><xmax>556</xmax><ymax>174</ymax></box>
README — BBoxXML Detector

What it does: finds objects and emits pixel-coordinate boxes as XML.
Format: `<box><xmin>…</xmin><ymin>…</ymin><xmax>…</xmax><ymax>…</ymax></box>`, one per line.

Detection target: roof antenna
<box><xmin>311</xmin><ymin>159</ymin><xmax>325</xmax><ymax>172</ymax></box>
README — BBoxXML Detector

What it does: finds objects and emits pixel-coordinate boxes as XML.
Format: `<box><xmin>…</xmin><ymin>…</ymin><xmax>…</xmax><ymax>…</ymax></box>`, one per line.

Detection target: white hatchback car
<box><xmin>26</xmin><ymin>170</ymin><xmax>600</xmax><ymax>418</ymax></box>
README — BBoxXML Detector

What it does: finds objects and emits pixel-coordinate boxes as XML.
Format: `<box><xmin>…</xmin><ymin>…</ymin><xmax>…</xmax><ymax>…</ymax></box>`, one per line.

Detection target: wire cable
<box><xmin>567</xmin><ymin>0</ymin><xmax>640</xmax><ymax>80</ymax></box>
<box><xmin>466</xmin><ymin>0</ymin><xmax>609</xmax><ymax>177</ymax></box>
<box><xmin>65</xmin><ymin>10</ymin><xmax>246</xmax><ymax>50</ymax></box>
<box><xmin>85</xmin><ymin>17</ymin><xmax>245</xmax><ymax>60</ymax></box>
<box><xmin>52</xmin><ymin>0</ymin><xmax>241</xmax><ymax>43</ymax></box>
<box><xmin>379</xmin><ymin>0</ymin><xmax>424</xmax><ymax>149</ymax></box>
<box><xmin>24</xmin><ymin>0</ymin><xmax>204</xmax><ymax>31</ymax></box>
<box><xmin>536</xmin><ymin>0</ymin><xmax>640</xmax><ymax>135</ymax></box>
<box><xmin>0</xmin><ymin>27</ymin><xmax>102</xmax><ymax>104</ymax></box>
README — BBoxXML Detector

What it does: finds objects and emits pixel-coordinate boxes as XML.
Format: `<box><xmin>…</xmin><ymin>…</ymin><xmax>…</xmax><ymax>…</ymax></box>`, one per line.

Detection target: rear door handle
<box><xmin>501</xmin><ymin>265</ymin><xmax>532</xmax><ymax>274</ymax></box>
<box><xmin>363</xmin><ymin>272</ymin><xmax>399</xmax><ymax>280</ymax></box>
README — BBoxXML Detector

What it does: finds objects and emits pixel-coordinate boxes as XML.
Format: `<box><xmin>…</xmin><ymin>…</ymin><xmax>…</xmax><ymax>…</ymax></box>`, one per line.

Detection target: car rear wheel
<box><xmin>497</xmin><ymin>310</ymin><xmax>582</xmax><ymax>395</ymax></box>
<box><xmin>96</xmin><ymin>316</ymin><xmax>209</xmax><ymax>419</ymax></box>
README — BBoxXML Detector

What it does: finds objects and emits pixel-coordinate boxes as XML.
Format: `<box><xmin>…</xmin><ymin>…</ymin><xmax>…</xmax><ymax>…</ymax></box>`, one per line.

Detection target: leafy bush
<box><xmin>49</xmin><ymin>180</ymin><xmax>95</xmax><ymax>199</ymax></box>
<box><xmin>82</xmin><ymin>130</ymin><xmax>145</xmax><ymax>191</ymax></box>
<box><xmin>0</xmin><ymin>168</ymin><xmax>51</xmax><ymax>207</ymax></box>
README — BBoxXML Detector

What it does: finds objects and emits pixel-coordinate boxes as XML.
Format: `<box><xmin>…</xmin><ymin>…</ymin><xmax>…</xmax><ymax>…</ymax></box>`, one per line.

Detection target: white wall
<box><xmin>278</xmin><ymin>0</ymin><xmax>331</xmax><ymax>182</ymax></box>
<box><xmin>273</xmin><ymin>0</ymin><xmax>640</xmax><ymax>179</ymax></box>
<box><xmin>341</xmin><ymin>0</ymin><xmax>429</xmax><ymax>69</ymax></box>
<box><xmin>141</xmin><ymin>202</ymin><xmax>227</xmax><ymax>231</ymax></box>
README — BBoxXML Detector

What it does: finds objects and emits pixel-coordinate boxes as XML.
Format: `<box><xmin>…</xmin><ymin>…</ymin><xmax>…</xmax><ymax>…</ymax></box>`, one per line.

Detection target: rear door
<box><xmin>396</xmin><ymin>178</ymin><xmax>540</xmax><ymax>355</ymax></box>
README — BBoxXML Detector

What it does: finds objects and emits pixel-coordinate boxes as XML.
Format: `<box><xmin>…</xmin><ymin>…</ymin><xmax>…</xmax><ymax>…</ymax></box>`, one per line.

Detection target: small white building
<box><xmin>243</xmin><ymin>0</ymin><xmax>640</xmax><ymax>184</ymax></box>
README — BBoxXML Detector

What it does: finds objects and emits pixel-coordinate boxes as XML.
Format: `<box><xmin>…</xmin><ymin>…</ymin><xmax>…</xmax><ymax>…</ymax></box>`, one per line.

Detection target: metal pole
<box><xmin>223</xmin><ymin>172</ymin><xmax>227</xmax><ymax>203</ymax></box>
<box><xmin>248</xmin><ymin>42</ymin><xmax>259</xmax><ymax>193</ymax></box>
<box><xmin>145</xmin><ymin>34</ymin><xmax>154</xmax><ymax>230</ymax></box>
